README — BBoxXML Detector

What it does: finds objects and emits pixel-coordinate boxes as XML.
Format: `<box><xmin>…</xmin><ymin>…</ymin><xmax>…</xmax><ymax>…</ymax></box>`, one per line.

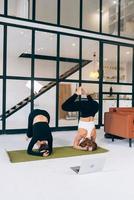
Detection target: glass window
<box><xmin>0</xmin><ymin>79</ymin><xmax>2</xmax><ymax>130</ymax></box>
<box><xmin>119</xmin><ymin>94</ymin><xmax>132</xmax><ymax>107</ymax></box>
<box><xmin>103</xmin><ymin>84</ymin><xmax>132</xmax><ymax>93</ymax></box>
<box><xmin>82</xmin><ymin>39</ymin><xmax>99</xmax><ymax>81</ymax></box>
<box><xmin>60</xmin><ymin>35</ymin><xmax>79</xmax><ymax>59</ymax></box>
<box><xmin>6</xmin><ymin>105</ymin><xmax>30</xmax><ymax>129</ymax></box>
<box><xmin>60</xmin><ymin>0</ymin><xmax>80</xmax><ymax>28</ymax></box>
<box><xmin>34</xmin><ymin>81</ymin><xmax>56</xmax><ymax>127</ymax></box>
<box><xmin>7</xmin><ymin>27</ymin><xmax>32</xmax><ymax>77</ymax></box>
<box><xmin>59</xmin><ymin>62</ymin><xmax>79</xmax><ymax>80</ymax></box>
<box><xmin>0</xmin><ymin>0</ymin><xmax>4</xmax><ymax>14</ymax></box>
<box><xmin>6</xmin><ymin>80</ymin><xmax>30</xmax><ymax>129</ymax></box>
<box><xmin>103</xmin><ymin>44</ymin><xmax>117</xmax><ymax>82</ymax></box>
<box><xmin>58</xmin><ymin>82</ymin><xmax>78</xmax><ymax>127</ymax></box>
<box><xmin>35</xmin><ymin>60</ymin><xmax>56</xmax><ymax>79</ymax></box>
<box><xmin>0</xmin><ymin>25</ymin><xmax>3</xmax><ymax>75</ymax></box>
<box><xmin>120</xmin><ymin>0</ymin><xmax>134</xmax><ymax>38</ymax></box>
<box><xmin>35</xmin><ymin>31</ymin><xmax>57</xmax><ymax>56</ymax></box>
<box><xmin>120</xmin><ymin>46</ymin><xmax>133</xmax><ymax>83</ymax></box>
<box><xmin>81</xmin><ymin>83</ymin><xmax>99</xmax><ymax>125</ymax></box>
<box><xmin>102</xmin><ymin>94</ymin><xmax>117</xmax><ymax>123</ymax></box>
<box><xmin>8</xmin><ymin>0</ymin><xmax>32</xmax><ymax>19</ymax></box>
<box><xmin>102</xmin><ymin>0</ymin><xmax>119</xmax><ymax>35</ymax></box>
<box><xmin>83</xmin><ymin>0</ymin><xmax>100</xmax><ymax>32</ymax></box>
<box><xmin>36</xmin><ymin>0</ymin><xmax>57</xmax><ymax>24</ymax></box>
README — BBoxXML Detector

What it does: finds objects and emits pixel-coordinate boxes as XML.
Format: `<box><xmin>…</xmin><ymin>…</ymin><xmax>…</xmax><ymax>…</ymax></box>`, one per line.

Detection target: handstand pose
<box><xmin>62</xmin><ymin>87</ymin><xmax>99</xmax><ymax>151</ymax></box>
<box><xmin>26</xmin><ymin>109</ymin><xmax>53</xmax><ymax>157</ymax></box>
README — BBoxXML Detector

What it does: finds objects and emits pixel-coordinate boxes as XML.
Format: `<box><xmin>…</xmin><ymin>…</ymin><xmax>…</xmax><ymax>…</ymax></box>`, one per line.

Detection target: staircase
<box><xmin>0</xmin><ymin>60</ymin><xmax>91</xmax><ymax>120</ymax></box>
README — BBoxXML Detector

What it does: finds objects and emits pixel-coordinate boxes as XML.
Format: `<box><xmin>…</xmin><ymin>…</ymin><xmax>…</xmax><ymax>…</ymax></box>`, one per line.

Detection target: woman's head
<box><xmin>38</xmin><ymin>140</ymin><xmax>49</xmax><ymax>153</ymax></box>
<box><xmin>79</xmin><ymin>138</ymin><xmax>97</xmax><ymax>151</ymax></box>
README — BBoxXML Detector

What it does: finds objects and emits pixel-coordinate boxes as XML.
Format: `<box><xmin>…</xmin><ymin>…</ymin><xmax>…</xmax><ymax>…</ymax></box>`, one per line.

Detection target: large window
<box><xmin>0</xmin><ymin>0</ymin><xmax>133</xmax><ymax>39</ymax></box>
<box><xmin>0</xmin><ymin>23</ymin><xmax>133</xmax><ymax>133</ymax></box>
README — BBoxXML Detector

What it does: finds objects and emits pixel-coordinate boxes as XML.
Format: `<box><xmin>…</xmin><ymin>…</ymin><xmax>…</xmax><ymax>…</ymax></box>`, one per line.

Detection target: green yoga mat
<box><xmin>7</xmin><ymin>146</ymin><xmax>108</xmax><ymax>163</ymax></box>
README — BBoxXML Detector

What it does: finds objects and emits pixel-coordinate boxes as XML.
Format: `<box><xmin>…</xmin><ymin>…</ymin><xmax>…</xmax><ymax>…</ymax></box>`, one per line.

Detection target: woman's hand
<box><xmin>43</xmin><ymin>150</ymin><xmax>49</xmax><ymax>157</ymax></box>
<box><xmin>75</xmin><ymin>86</ymin><xmax>82</xmax><ymax>95</ymax></box>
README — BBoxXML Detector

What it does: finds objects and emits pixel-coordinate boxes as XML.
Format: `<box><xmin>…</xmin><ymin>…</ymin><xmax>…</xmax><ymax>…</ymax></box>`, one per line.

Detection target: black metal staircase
<box><xmin>0</xmin><ymin>60</ymin><xmax>91</xmax><ymax>120</ymax></box>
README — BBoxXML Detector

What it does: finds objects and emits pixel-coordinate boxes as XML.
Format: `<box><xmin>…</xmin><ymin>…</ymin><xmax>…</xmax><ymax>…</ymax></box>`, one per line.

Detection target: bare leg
<box><xmin>90</xmin><ymin>128</ymin><xmax>96</xmax><ymax>141</ymax></box>
<box><xmin>73</xmin><ymin>128</ymin><xmax>87</xmax><ymax>150</ymax></box>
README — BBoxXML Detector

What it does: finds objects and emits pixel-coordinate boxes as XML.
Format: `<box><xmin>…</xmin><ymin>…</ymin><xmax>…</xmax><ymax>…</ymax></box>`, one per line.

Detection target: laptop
<box><xmin>70</xmin><ymin>157</ymin><xmax>105</xmax><ymax>175</ymax></box>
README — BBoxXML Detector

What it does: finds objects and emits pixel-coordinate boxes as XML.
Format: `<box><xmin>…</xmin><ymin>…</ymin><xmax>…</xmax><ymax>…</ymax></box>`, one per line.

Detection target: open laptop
<box><xmin>70</xmin><ymin>157</ymin><xmax>105</xmax><ymax>175</ymax></box>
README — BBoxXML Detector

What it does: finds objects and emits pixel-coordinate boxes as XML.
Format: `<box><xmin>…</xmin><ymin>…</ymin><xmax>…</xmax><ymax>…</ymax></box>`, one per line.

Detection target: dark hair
<box><xmin>39</xmin><ymin>143</ymin><xmax>49</xmax><ymax>153</ymax></box>
<box><xmin>79</xmin><ymin>138</ymin><xmax>97</xmax><ymax>151</ymax></box>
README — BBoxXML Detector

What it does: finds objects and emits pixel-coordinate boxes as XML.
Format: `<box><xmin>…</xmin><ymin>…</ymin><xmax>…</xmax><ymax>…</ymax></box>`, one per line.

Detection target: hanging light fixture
<box><xmin>89</xmin><ymin>52</ymin><xmax>99</xmax><ymax>79</ymax></box>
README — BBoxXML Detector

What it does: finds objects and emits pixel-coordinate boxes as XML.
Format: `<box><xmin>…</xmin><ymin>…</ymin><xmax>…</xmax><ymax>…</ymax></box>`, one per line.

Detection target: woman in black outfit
<box><xmin>62</xmin><ymin>87</ymin><xmax>99</xmax><ymax>151</ymax></box>
<box><xmin>26</xmin><ymin>109</ymin><xmax>53</xmax><ymax>157</ymax></box>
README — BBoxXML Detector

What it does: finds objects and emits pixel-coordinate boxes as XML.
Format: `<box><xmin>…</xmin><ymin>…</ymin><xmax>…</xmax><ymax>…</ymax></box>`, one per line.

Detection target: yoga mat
<box><xmin>7</xmin><ymin>146</ymin><xmax>108</xmax><ymax>163</ymax></box>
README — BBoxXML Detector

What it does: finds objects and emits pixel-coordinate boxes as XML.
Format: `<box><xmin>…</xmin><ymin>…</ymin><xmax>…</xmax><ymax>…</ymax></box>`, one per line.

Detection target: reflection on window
<box><xmin>7</xmin><ymin>27</ymin><xmax>32</xmax><ymax>77</ymax></box>
<box><xmin>103</xmin><ymin>44</ymin><xmax>117</xmax><ymax>82</ymax></box>
<box><xmin>119</xmin><ymin>95</ymin><xmax>132</xmax><ymax>107</ymax></box>
<box><xmin>36</xmin><ymin>0</ymin><xmax>57</xmax><ymax>24</ymax></box>
<box><xmin>120</xmin><ymin>0</ymin><xmax>134</xmax><ymax>38</ymax></box>
<box><xmin>103</xmin><ymin>84</ymin><xmax>132</xmax><ymax>93</ymax></box>
<box><xmin>60</xmin><ymin>35</ymin><xmax>79</xmax><ymax>58</ymax></box>
<box><xmin>120</xmin><ymin>46</ymin><xmax>133</xmax><ymax>83</ymax></box>
<box><xmin>83</xmin><ymin>0</ymin><xmax>100</xmax><ymax>32</ymax></box>
<box><xmin>81</xmin><ymin>83</ymin><xmax>99</xmax><ymax>124</ymax></box>
<box><xmin>102</xmin><ymin>94</ymin><xmax>117</xmax><ymax>123</ymax></box>
<box><xmin>0</xmin><ymin>0</ymin><xmax>4</xmax><ymax>14</ymax></box>
<box><xmin>8</xmin><ymin>0</ymin><xmax>32</xmax><ymax>19</ymax></box>
<box><xmin>34</xmin><ymin>82</ymin><xmax>56</xmax><ymax>127</ymax></box>
<box><xmin>59</xmin><ymin>82</ymin><xmax>78</xmax><ymax>127</ymax></box>
<box><xmin>102</xmin><ymin>0</ymin><xmax>118</xmax><ymax>35</ymax></box>
<box><xmin>60</xmin><ymin>0</ymin><xmax>80</xmax><ymax>28</ymax></box>
<box><xmin>0</xmin><ymin>79</ymin><xmax>2</xmax><ymax>130</ymax></box>
<box><xmin>6</xmin><ymin>80</ymin><xmax>30</xmax><ymax>129</ymax></box>
<box><xmin>82</xmin><ymin>39</ymin><xmax>99</xmax><ymax>81</ymax></box>
<box><xmin>59</xmin><ymin>62</ymin><xmax>79</xmax><ymax>80</ymax></box>
<box><xmin>35</xmin><ymin>60</ymin><xmax>56</xmax><ymax>79</ymax></box>
<box><xmin>0</xmin><ymin>26</ymin><xmax>3</xmax><ymax>75</ymax></box>
<box><xmin>35</xmin><ymin>31</ymin><xmax>57</xmax><ymax>56</ymax></box>
<box><xmin>6</xmin><ymin>105</ymin><xmax>30</xmax><ymax>129</ymax></box>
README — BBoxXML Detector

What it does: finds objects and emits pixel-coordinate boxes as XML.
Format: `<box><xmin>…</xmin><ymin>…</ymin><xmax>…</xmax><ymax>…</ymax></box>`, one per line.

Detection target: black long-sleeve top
<box><xmin>27</xmin><ymin>109</ymin><xmax>50</xmax><ymax>138</ymax></box>
<box><xmin>27</xmin><ymin>109</ymin><xmax>52</xmax><ymax>157</ymax></box>
<box><xmin>62</xmin><ymin>94</ymin><xmax>99</xmax><ymax>117</ymax></box>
